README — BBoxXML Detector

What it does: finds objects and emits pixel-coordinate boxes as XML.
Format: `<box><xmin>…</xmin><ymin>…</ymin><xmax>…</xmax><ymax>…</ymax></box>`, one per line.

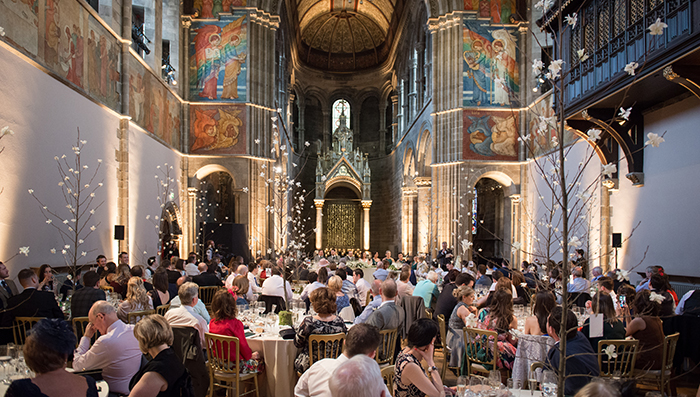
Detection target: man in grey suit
<box><xmin>0</xmin><ymin>262</ymin><xmax>19</xmax><ymax>344</ymax></box>
<box><xmin>365</xmin><ymin>279</ymin><xmax>405</xmax><ymax>331</ymax></box>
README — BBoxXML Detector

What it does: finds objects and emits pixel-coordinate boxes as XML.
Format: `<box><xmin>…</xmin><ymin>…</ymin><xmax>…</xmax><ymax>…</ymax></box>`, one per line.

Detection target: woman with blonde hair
<box><xmin>328</xmin><ymin>275</ymin><xmax>350</xmax><ymax>313</ymax></box>
<box><xmin>446</xmin><ymin>285</ymin><xmax>477</xmax><ymax>367</ymax></box>
<box><xmin>118</xmin><ymin>277</ymin><xmax>154</xmax><ymax>323</ymax></box>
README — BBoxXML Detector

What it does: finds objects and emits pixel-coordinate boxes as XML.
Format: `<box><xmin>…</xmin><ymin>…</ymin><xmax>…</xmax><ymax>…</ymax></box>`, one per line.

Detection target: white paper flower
<box><xmin>46</xmin><ymin>219</ymin><xmax>52</xmax><ymax>224</ymax></box>
<box><xmin>565</xmin><ymin>13</ymin><xmax>577</xmax><ymax>27</ymax></box>
<box><xmin>534</xmin><ymin>0</ymin><xmax>545</xmax><ymax>9</ymax></box>
<box><xmin>624</xmin><ymin>62</ymin><xmax>639</xmax><ymax>76</ymax></box>
<box><xmin>604</xmin><ymin>344</ymin><xmax>618</xmax><ymax>359</ymax></box>
<box><xmin>50</xmin><ymin>248</ymin><xmax>56</xmax><ymax>254</ymax></box>
<box><xmin>645</xmin><ymin>132</ymin><xmax>665</xmax><ymax>147</ymax></box>
<box><xmin>617</xmin><ymin>269</ymin><xmax>630</xmax><ymax>282</ymax></box>
<box><xmin>548</xmin><ymin>60</ymin><xmax>564</xmax><ymax>79</ymax></box>
<box><xmin>62</xmin><ymin>249</ymin><xmax>67</xmax><ymax>255</ymax></box>
<box><xmin>577</xmin><ymin>49</ymin><xmax>589</xmax><ymax>62</ymax></box>
<box><xmin>648</xmin><ymin>18</ymin><xmax>668</xmax><ymax>35</ymax></box>
<box><xmin>512</xmin><ymin>241</ymin><xmax>522</xmax><ymax>252</ymax></box>
<box><xmin>618</xmin><ymin>107</ymin><xmax>632</xmax><ymax>120</ymax></box>
<box><xmin>27</xmin><ymin>189</ymin><xmax>34</xmax><ymax>194</ymax></box>
<box><xmin>532</xmin><ymin>59</ymin><xmax>544</xmax><ymax>75</ymax></box>
<box><xmin>242</xmin><ymin>187</ymin><xmax>249</xmax><ymax>193</ymax></box>
<box><xmin>569</xmin><ymin>236</ymin><xmax>582</xmax><ymax>249</ymax></box>
<box><xmin>602</xmin><ymin>163</ymin><xmax>617</xmax><ymax>178</ymax></box>
<box><xmin>650</xmin><ymin>291</ymin><xmax>666</xmax><ymax>304</ymax></box>
<box><xmin>1</xmin><ymin>126</ymin><xmax>14</xmax><ymax>136</ymax></box>
<box><xmin>90</xmin><ymin>225</ymin><xmax>96</xmax><ymax>231</ymax></box>
<box><xmin>64</xmin><ymin>245</ymin><xmax>70</xmax><ymax>249</ymax></box>
<box><xmin>81</xmin><ymin>251</ymin><xmax>87</xmax><ymax>257</ymax></box>
<box><xmin>78</xmin><ymin>239</ymin><xmax>84</xmax><ymax>244</ymax></box>
<box><xmin>19</xmin><ymin>246</ymin><xmax>29</xmax><ymax>256</ymax></box>
<box><xmin>0</xmin><ymin>27</ymin><xmax>5</xmax><ymax>37</ymax></box>
<box><xmin>587</xmin><ymin>128</ymin><xmax>601</xmax><ymax>141</ymax></box>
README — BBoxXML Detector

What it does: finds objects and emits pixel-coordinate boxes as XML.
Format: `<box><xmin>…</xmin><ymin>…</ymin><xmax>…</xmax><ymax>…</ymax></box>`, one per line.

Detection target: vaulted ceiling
<box><xmin>291</xmin><ymin>0</ymin><xmax>403</xmax><ymax>71</ymax></box>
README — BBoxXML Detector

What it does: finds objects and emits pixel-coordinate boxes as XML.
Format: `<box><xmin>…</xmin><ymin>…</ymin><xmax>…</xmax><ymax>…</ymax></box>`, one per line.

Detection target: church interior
<box><xmin>1</xmin><ymin>0</ymin><xmax>700</xmax><ymax>292</ymax></box>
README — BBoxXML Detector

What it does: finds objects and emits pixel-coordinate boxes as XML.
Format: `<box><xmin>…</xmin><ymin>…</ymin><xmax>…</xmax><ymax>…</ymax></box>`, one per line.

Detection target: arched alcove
<box><xmin>472</xmin><ymin>177</ymin><xmax>505</xmax><ymax>263</ymax></box>
<box><xmin>322</xmin><ymin>186</ymin><xmax>362</xmax><ymax>251</ymax></box>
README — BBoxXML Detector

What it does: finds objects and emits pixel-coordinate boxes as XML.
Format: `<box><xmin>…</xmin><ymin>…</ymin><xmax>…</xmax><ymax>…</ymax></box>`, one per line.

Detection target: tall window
<box><xmin>332</xmin><ymin>99</ymin><xmax>350</xmax><ymax>130</ymax></box>
<box><xmin>472</xmin><ymin>187</ymin><xmax>478</xmax><ymax>234</ymax></box>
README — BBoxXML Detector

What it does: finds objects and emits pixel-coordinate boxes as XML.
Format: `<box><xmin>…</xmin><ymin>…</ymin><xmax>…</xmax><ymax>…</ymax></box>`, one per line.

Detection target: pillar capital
<box><xmin>361</xmin><ymin>200</ymin><xmax>372</xmax><ymax>209</ymax></box>
<box><xmin>314</xmin><ymin>199</ymin><xmax>325</xmax><ymax>209</ymax></box>
<box><xmin>414</xmin><ymin>176</ymin><xmax>432</xmax><ymax>187</ymax></box>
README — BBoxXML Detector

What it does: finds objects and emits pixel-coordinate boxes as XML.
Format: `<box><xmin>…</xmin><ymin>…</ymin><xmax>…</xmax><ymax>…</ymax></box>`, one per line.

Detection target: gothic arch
<box><xmin>193</xmin><ymin>164</ymin><xmax>237</xmax><ymax>186</ymax></box>
<box><xmin>467</xmin><ymin>169</ymin><xmax>518</xmax><ymax>197</ymax></box>
<box><xmin>403</xmin><ymin>145</ymin><xmax>417</xmax><ymax>186</ymax></box>
<box><xmin>416</xmin><ymin>126</ymin><xmax>432</xmax><ymax>177</ymax></box>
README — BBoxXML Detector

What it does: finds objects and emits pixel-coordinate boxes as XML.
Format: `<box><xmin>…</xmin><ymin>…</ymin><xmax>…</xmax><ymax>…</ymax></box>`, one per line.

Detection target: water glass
<box><xmin>542</xmin><ymin>371</ymin><xmax>557</xmax><ymax>397</ymax></box>
<box><xmin>488</xmin><ymin>370</ymin><xmax>501</xmax><ymax>388</ymax></box>
<box><xmin>457</xmin><ymin>376</ymin><xmax>467</xmax><ymax>397</ymax></box>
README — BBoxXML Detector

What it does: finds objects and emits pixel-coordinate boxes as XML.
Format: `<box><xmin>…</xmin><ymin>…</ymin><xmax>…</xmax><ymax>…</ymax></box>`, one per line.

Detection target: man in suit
<box><xmin>70</xmin><ymin>270</ymin><xmax>106</xmax><ymax>318</ymax></box>
<box><xmin>0</xmin><ymin>262</ymin><xmax>19</xmax><ymax>344</ymax></box>
<box><xmin>436</xmin><ymin>241</ymin><xmax>453</xmax><ymax>268</ymax></box>
<box><xmin>3</xmin><ymin>268</ymin><xmax>64</xmax><ymax>328</ymax></box>
<box><xmin>365</xmin><ymin>279</ymin><xmax>405</xmax><ymax>331</ymax></box>
<box><xmin>193</xmin><ymin>263</ymin><xmax>224</xmax><ymax>287</ymax></box>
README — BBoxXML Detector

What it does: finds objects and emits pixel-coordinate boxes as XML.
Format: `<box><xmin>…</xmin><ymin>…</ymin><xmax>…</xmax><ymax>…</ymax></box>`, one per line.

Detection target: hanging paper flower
<box><xmin>19</xmin><ymin>246</ymin><xmax>30</xmax><ymax>256</ymax></box>
<box><xmin>645</xmin><ymin>132</ymin><xmax>665</xmax><ymax>147</ymax></box>
<box><xmin>649</xmin><ymin>292</ymin><xmax>666</xmax><ymax>304</ymax></box>
<box><xmin>604</xmin><ymin>344</ymin><xmax>618</xmax><ymax>359</ymax></box>
<box><xmin>648</xmin><ymin>18</ymin><xmax>668</xmax><ymax>35</ymax></box>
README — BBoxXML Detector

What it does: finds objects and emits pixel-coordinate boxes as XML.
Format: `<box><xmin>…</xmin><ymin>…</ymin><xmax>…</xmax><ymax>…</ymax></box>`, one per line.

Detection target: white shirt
<box><xmin>301</xmin><ymin>281</ymin><xmax>325</xmax><ymax>301</ymax></box>
<box><xmin>248</xmin><ymin>272</ymin><xmax>262</xmax><ymax>293</ymax></box>
<box><xmin>225</xmin><ymin>273</ymin><xmax>238</xmax><ymax>290</ymax></box>
<box><xmin>169</xmin><ymin>295</ymin><xmax>211</xmax><ymax>324</ymax></box>
<box><xmin>355</xmin><ymin>278</ymin><xmax>371</xmax><ymax>306</ymax></box>
<box><xmin>185</xmin><ymin>263</ymin><xmax>200</xmax><ymax>276</ymax></box>
<box><xmin>165</xmin><ymin>304</ymin><xmax>209</xmax><ymax>345</ymax></box>
<box><xmin>72</xmin><ymin>320</ymin><xmax>142</xmax><ymax>395</ymax></box>
<box><xmin>294</xmin><ymin>354</ymin><xmax>390</xmax><ymax>397</ymax></box>
<box><xmin>676</xmin><ymin>290</ymin><xmax>697</xmax><ymax>315</ymax></box>
<box><xmin>261</xmin><ymin>274</ymin><xmax>293</xmax><ymax>300</ymax></box>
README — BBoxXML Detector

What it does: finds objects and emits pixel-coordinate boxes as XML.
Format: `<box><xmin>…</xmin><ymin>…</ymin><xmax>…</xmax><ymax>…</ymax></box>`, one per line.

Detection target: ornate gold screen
<box><xmin>323</xmin><ymin>201</ymin><xmax>360</xmax><ymax>249</ymax></box>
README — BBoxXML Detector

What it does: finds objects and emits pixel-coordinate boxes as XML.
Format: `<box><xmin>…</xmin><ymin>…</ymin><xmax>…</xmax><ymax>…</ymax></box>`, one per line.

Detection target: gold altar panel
<box><xmin>323</xmin><ymin>201</ymin><xmax>360</xmax><ymax>249</ymax></box>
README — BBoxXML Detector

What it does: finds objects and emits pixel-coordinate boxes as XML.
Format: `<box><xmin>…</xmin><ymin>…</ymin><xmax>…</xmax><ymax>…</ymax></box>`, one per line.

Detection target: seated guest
<box><xmin>230</xmin><ymin>265</ymin><xmax>255</xmax><ymax>302</ymax></box>
<box><xmin>366</xmin><ymin>279</ymin><xmax>405</xmax><ymax>331</ymax></box>
<box><xmin>70</xmin><ymin>270</ymin><xmax>106</xmax><ymax>319</ymax></box>
<box><xmin>596</xmin><ymin>276</ymin><xmax>621</xmax><ymax>315</ymax></box>
<box><xmin>567</xmin><ymin>266</ymin><xmax>590</xmax><ymax>293</ymax></box>
<box><xmin>231</xmin><ymin>275</ymin><xmax>250</xmax><ymax>309</ymax></box>
<box><xmin>475</xmin><ymin>264</ymin><xmax>492</xmax><ymax>288</ymax></box>
<box><xmin>396</xmin><ymin>265</ymin><xmax>415</xmax><ymax>299</ymax></box>
<box><xmin>336</xmin><ymin>269</ymin><xmax>358</xmax><ymax>300</ymax></box>
<box><xmin>168</xmin><ymin>276</ymin><xmax>211</xmax><ymax>324</ymax></box>
<box><xmin>353</xmin><ymin>269</ymin><xmax>371</xmax><ymax>306</ymax></box>
<box><xmin>118</xmin><ymin>277</ymin><xmax>154</xmax><ymax>323</ymax></box>
<box><xmin>393</xmin><ymin>318</ymin><xmax>444</xmax><ymax>397</ymax></box>
<box><xmin>626</xmin><ymin>289</ymin><xmax>664</xmax><ymax>370</ymax></box>
<box><xmin>208</xmin><ymin>290</ymin><xmax>261</xmax><ymax>367</ymax></box>
<box><xmin>475</xmin><ymin>276</ymin><xmax>516</xmax><ymax>308</ymax></box>
<box><xmin>317</xmin><ymin>266</ymin><xmax>329</xmax><ymax>285</ymax></box>
<box><xmin>476</xmin><ymin>290</ymin><xmax>518</xmax><ymax>370</ymax></box>
<box><xmin>3</xmin><ymin>269</ymin><xmax>63</xmax><ymax>328</ymax></box>
<box><xmin>129</xmin><ymin>315</ymin><xmax>192</xmax><ymax>396</ymax></box>
<box><xmin>546</xmin><ymin>306</ymin><xmax>600</xmax><ymax>395</ymax></box>
<box><xmin>524</xmin><ymin>290</ymin><xmax>556</xmax><ymax>335</ymax></box>
<box><xmin>261</xmin><ymin>266</ymin><xmax>293</xmax><ymax>301</ymax></box>
<box><xmin>581</xmin><ymin>292</ymin><xmax>625</xmax><ymax>350</ymax></box>
<box><xmin>328</xmin><ymin>275</ymin><xmax>350</xmax><ymax>313</ymax></box>
<box><xmin>149</xmin><ymin>267</ymin><xmax>178</xmax><ymax>308</ymax></box>
<box><xmin>510</xmin><ymin>270</ymin><xmax>530</xmax><ymax>304</ymax></box>
<box><xmin>5</xmin><ymin>319</ymin><xmax>99</xmax><ymax>396</ymax></box>
<box><xmin>330</xmin><ymin>355</ymin><xmax>387</xmax><ymax>397</ymax></box>
<box><xmin>247</xmin><ymin>263</ymin><xmax>263</xmax><ymax>295</ymax></box>
<box><xmin>98</xmin><ymin>262</ymin><xmax>117</xmax><ymax>290</ymax></box>
<box><xmin>435</xmin><ymin>273</ymin><xmax>474</xmax><ymax>321</ymax></box>
<box><xmin>193</xmin><ymin>263</ymin><xmax>224</xmax><ymax>287</ymax></box>
<box><xmin>373</xmin><ymin>260</ymin><xmax>390</xmax><ymax>281</ymax></box>
<box><xmin>164</xmin><ymin>282</ymin><xmax>209</xmax><ymax>345</ymax></box>
<box><xmin>676</xmin><ymin>289</ymin><xmax>700</xmax><ymax>315</ymax></box>
<box><xmin>72</xmin><ymin>301</ymin><xmax>142</xmax><ymax>395</ymax></box>
<box><xmin>355</xmin><ymin>280</ymin><xmax>383</xmax><ymax>324</ymax></box>
<box><xmin>301</xmin><ymin>272</ymin><xmax>324</xmax><ymax>302</ymax></box>
<box><xmin>37</xmin><ymin>264</ymin><xmax>54</xmax><ymax>293</ymax></box>
<box><xmin>413</xmin><ymin>271</ymin><xmax>439</xmax><ymax>310</ymax></box>
<box><xmin>184</xmin><ymin>256</ymin><xmax>200</xmax><ymax>277</ymax></box>
<box><xmin>59</xmin><ymin>269</ymin><xmax>83</xmax><ymax>301</ymax></box>
<box><xmin>0</xmin><ymin>262</ymin><xmax>17</xmax><ymax>344</ymax></box>
<box><xmin>112</xmin><ymin>264</ymin><xmax>132</xmax><ymax>296</ymax></box>
<box><xmin>130</xmin><ymin>265</ymin><xmax>153</xmax><ymax>292</ymax></box>
<box><xmin>446</xmin><ymin>285</ymin><xmax>476</xmax><ymax>368</ymax></box>
<box><xmin>294</xmin><ymin>288</ymin><xmax>348</xmax><ymax>374</ymax></box>
<box><xmin>574</xmin><ymin>381</ymin><xmax>621</xmax><ymax>397</ymax></box>
<box><xmin>295</xmin><ymin>323</ymin><xmax>386</xmax><ymax>397</ymax></box>
<box><xmin>166</xmin><ymin>258</ymin><xmax>182</xmax><ymax>285</ymax></box>
<box><xmin>649</xmin><ymin>274</ymin><xmax>675</xmax><ymax>317</ymax></box>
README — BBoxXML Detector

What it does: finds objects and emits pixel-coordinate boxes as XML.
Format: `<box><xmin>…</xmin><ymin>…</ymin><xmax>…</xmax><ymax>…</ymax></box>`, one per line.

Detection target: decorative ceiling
<box><xmin>293</xmin><ymin>0</ymin><xmax>400</xmax><ymax>71</ymax></box>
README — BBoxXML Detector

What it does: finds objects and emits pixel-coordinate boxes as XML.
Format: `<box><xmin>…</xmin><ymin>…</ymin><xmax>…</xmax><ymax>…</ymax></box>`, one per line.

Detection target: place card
<box><xmin>589</xmin><ymin>314</ymin><xmax>604</xmax><ymax>338</ymax></box>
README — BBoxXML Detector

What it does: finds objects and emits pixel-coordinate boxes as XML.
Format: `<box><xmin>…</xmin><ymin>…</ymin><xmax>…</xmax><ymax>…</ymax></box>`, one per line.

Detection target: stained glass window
<box><xmin>332</xmin><ymin>100</ymin><xmax>350</xmax><ymax>130</ymax></box>
<box><xmin>472</xmin><ymin>187</ymin><xmax>478</xmax><ymax>234</ymax></box>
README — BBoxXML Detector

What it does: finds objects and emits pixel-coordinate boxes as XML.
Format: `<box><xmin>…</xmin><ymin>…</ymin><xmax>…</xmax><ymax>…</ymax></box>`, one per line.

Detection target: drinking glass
<box><xmin>488</xmin><ymin>370</ymin><xmax>501</xmax><ymax>388</ymax></box>
<box><xmin>541</xmin><ymin>371</ymin><xmax>557</xmax><ymax>397</ymax></box>
<box><xmin>457</xmin><ymin>376</ymin><xmax>468</xmax><ymax>397</ymax></box>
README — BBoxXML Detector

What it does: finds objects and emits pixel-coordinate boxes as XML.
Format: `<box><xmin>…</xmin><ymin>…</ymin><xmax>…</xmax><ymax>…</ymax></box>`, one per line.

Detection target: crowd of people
<box><xmin>0</xmin><ymin>243</ymin><xmax>697</xmax><ymax>397</ymax></box>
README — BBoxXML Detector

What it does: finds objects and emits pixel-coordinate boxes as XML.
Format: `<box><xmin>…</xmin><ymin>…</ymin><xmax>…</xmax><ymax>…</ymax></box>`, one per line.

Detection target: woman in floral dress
<box><xmin>476</xmin><ymin>289</ymin><xmax>518</xmax><ymax>370</ymax></box>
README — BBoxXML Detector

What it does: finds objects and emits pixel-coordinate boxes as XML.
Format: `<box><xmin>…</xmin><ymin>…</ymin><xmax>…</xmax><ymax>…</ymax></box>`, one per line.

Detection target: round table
<box><xmin>247</xmin><ymin>333</ymin><xmax>298</xmax><ymax>397</ymax></box>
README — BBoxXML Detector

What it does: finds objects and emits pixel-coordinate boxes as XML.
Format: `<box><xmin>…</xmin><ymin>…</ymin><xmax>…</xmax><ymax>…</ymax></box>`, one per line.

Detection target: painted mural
<box><xmin>129</xmin><ymin>54</ymin><xmax>182</xmax><ymax>148</ymax></box>
<box><xmin>192</xmin><ymin>0</ymin><xmax>246</xmax><ymax>19</ymax></box>
<box><xmin>45</xmin><ymin>0</ymin><xmax>84</xmax><ymax>88</ymax></box>
<box><xmin>526</xmin><ymin>92</ymin><xmax>577</xmax><ymax>158</ymax></box>
<box><xmin>463</xmin><ymin>0</ymin><xmax>516</xmax><ymax>24</ymax></box>
<box><xmin>189</xmin><ymin>14</ymin><xmax>248</xmax><ymax>102</ymax></box>
<box><xmin>189</xmin><ymin>104</ymin><xmax>246</xmax><ymax>155</ymax></box>
<box><xmin>462</xmin><ymin>20</ymin><xmax>519</xmax><ymax>107</ymax></box>
<box><xmin>87</xmin><ymin>15</ymin><xmax>121</xmax><ymax>111</ymax></box>
<box><xmin>0</xmin><ymin>0</ymin><xmax>38</xmax><ymax>55</ymax></box>
<box><xmin>463</xmin><ymin>109</ymin><xmax>519</xmax><ymax>160</ymax></box>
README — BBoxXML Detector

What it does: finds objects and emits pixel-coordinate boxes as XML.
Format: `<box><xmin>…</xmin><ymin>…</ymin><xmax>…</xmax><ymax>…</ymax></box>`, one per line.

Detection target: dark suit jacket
<box><xmin>0</xmin><ymin>279</ymin><xmax>19</xmax><ymax>344</ymax></box>
<box><xmin>0</xmin><ymin>279</ymin><xmax>19</xmax><ymax>309</ymax></box>
<box><xmin>436</xmin><ymin>249</ymin><xmax>453</xmax><ymax>266</ymax></box>
<box><xmin>70</xmin><ymin>287</ymin><xmax>107</xmax><ymax>318</ymax></box>
<box><xmin>192</xmin><ymin>273</ymin><xmax>223</xmax><ymax>287</ymax></box>
<box><xmin>4</xmin><ymin>288</ymin><xmax>64</xmax><ymax>327</ymax></box>
<box><xmin>365</xmin><ymin>301</ymin><xmax>405</xmax><ymax>331</ymax></box>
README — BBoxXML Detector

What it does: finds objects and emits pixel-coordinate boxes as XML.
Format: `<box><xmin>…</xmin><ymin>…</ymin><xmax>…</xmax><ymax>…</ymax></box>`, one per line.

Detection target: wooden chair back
<box><xmin>309</xmin><ymin>332</ymin><xmax>345</xmax><ymax>367</ymax></box>
<box><xmin>462</xmin><ymin>327</ymin><xmax>499</xmax><ymax>375</ymax></box>
<box><xmin>72</xmin><ymin>316</ymin><xmax>99</xmax><ymax>346</ymax></box>
<box><xmin>204</xmin><ymin>332</ymin><xmax>259</xmax><ymax>397</ymax></box>
<box><xmin>380</xmin><ymin>365</ymin><xmax>395</xmax><ymax>396</ymax></box>
<box><xmin>13</xmin><ymin>317</ymin><xmax>44</xmax><ymax>345</ymax></box>
<box><xmin>366</xmin><ymin>291</ymin><xmax>372</xmax><ymax>306</ymax></box>
<box><xmin>597</xmin><ymin>339</ymin><xmax>639</xmax><ymax>377</ymax></box>
<box><xmin>437</xmin><ymin>314</ymin><xmax>452</xmax><ymax>379</ymax></box>
<box><xmin>156</xmin><ymin>304</ymin><xmax>170</xmax><ymax>316</ymax></box>
<box><xmin>198</xmin><ymin>286</ymin><xmax>221</xmax><ymax>308</ymax></box>
<box><xmin>660</xmin><ymin>332</ymin><xmax>680</xmax><ymax>394</ymax></box>
<box><xmin>126</xmin><ymin>309</ymin><xmax>156</xmax><ymax>324</ymax></box>
<box><xmin>101</xmin><ymin>285</ymin><xmax>114</xmax><ymax>293</ymax></box>
<box><xmin>376</xmin><ymin>328</ymin><xmax>398</xmax><ymax>366</ymax></box>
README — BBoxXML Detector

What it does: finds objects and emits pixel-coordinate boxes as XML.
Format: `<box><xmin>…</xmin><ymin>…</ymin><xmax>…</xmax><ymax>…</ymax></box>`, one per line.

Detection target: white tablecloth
<box><xmin>0</xmin><ymin>378</ymin><xmax>109</xmax><ymax>396</ymax></box>
<box><xmin>248</xmin><ymin>334</ymin><xmax>298</xmax><ymax>397</ymax></box>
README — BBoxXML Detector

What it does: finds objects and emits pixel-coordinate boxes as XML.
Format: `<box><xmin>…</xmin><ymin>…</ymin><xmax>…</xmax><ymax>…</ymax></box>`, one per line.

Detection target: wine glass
<box><xmin>457</xmin><ymin>376</ymin><xmax>467</xmax><ymax>397</ymax></box>
<box><xmin>488</xmin><ymin>370</ymin><xmax>501</xmax><ymax>388</ymax></box>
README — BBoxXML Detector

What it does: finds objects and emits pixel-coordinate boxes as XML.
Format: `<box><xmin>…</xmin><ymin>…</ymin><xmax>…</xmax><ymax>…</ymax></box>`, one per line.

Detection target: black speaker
<box><xmin>612</xmin><ymin>233</ymin><xmax>622</xmax><ymax>248</ymax></box>
<box><xmin>114</xmin><ymin>225</ymin><xmax>125</xmax><ymax>240</ymax></box>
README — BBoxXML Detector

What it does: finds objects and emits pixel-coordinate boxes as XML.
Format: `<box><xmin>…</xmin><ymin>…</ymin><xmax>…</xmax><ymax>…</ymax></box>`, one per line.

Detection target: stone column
<box><xmin>315</xmin><ymin>199</ymin><xmax>324</xmax><ymax>250</ymax></box>
<box><xmin>187</xmin><ymin>185</ymin><xmax>198</xmax><ymax>254</ymax></box>
<box><xmin>390</xmin><ymin>95</ymin><xmax>399</xmax><ymax>146</ymax></box>
<box><xmin>297</xmin><ymin>96</ymin><xmax>306</xmax><ymax>150</ymax></box>
<box><xmin>322</xmin><ymin>109</ymin><xmax>331</xmax><ymax>150</ymax></box>
<box><xmin>600</xmin><ymin>183</ymin><xmax>612</xmax><ymax>271</ymax></box>
<box><xmin>415</xmin><ymin>177</ymin><xmax>431</xmax><ymax>254</ymax></box>
<box><xmin>116</xmin><ymin>118</ymin><xmax>130</xmax><ymax>257</ymax></box>
<box><xmin>378</xmin><ymin>100</ymin><xmax>387</xmax><ymax>152</ymax></box>
<box><xmin>509</xmin><ymin>194</ymin><xmax>521</xmax><ymax>266</ymax></box>
<box><xmin>361</xmin><ymin>200</ymin><xmax>372</xmax><ymax>251</ymax></box>
<box><xmin>401</xmin><ymin>188</ymin><xmax>417</xmax><ymax>256</ymax></box>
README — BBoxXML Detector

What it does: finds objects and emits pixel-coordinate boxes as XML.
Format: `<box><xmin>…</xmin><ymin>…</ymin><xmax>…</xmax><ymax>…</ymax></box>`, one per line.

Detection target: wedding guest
<box><xmin>412</xmin><ymin>271</ymin><xmax>439</xmax><ymax>310</ymax></box>
<box><xmin>329</xmin><ymin>355</ymin><xmax>387</xmax><ymax>397</ymax></box>
<box><xmin>328</xmin><ymin>275</ymin><xmax>350</xmax><ymax>313</ymax></box>
<box><xmin>582</xmin><ymin>292</ymin><xmax>625</xmax><ymax>350</ymax></box>
<box><xmin>193</xmin><ymin>263</ymin><xmax>224</xmax><ymax>287</ymax></box>
<box><xmin>112</xmin><ymin>264</ymin><xmax>132</xmax><ymax>296</ymax></box>
<box><xmin>393</xmin><ymin>318</ymin><xmax>444</xmax><ymax>397</ymax></box>
<box><xmin>355</xmin><ymin>280</ymin><xmax>383</xmax><ymax>324</ymax></box>
<box><xmin>99</xmin><ymin>262</ymin><xmax>117</xmax><ymax>290</ymax></box>
<box><xmin>130</xmin><ymin>266</ymin><xmax>153</xmax><ymax>292</ymax></box>
<box><xmin>261</xmin><ymin>266</ymin><xmax>293</xmax><ymax>301</ymax></box>
<box><xmin>373</xmin><ymin>260</ymin><xmax>389</xmax><ymax>281</ymax></box>
<box><xmin>164</xmin><ymin>282</ymin><xmax>208</xmax><ymax>345</ymax></box>
<box><xmin>397</xmin><ymin>265</ymin><xmax>415</xmax><ymax>299</ymax></box>
<box><xmin>5</xmin><ymin>319</ymin><xmax>99</xmax><ymax>396</ymax></box>
<box><xmin>567</xmin><ymin>267</ymin><xmax>590</xmax><ymax>293</ymax></box>
<box><xmin>649</xmin><ymin>274</ymin><xmax>676</xmax><ymax>317</ymax></box>
<box><xmin>37</xmin><ymin>264</ymin><xmax>54</xmax><ymax>293</ymax></box>
<box><xmin>231</xmin><ymin>275</ymin><xmax>250</xmax><ymax>309</ymax></box>
<box><xmin>524</xmin><ymin>290</ymin><xmax>556</xmax><ymax>335</ymax></box>
<box><xmin>435</xmin><ymin>273</ymin><xmax>474</xmax><ymax>322</ymax></box>
<box><xmin>129</xmin><ymin>315</ymin><xmax>192</xmax><ymax>396</ymax></box>
<box><xmin>208</xmin><ymin>290</ymin><xmax>261</xmax><ymax>367</ymax></box>
<box><xmin>118</xmin><ymin>277</ymin><xmax>154</xmax><ymax>323</ymax></box>
<box><xmin>70</xmin><ymin>271</ymin><xmax>106</xmax><ymax>319</ymax></box>
<box><xmin>336</xmin><ymin>269</ymin><xmax>358</xmax><ymax>300</ymax></box>
<box><xmin>476</xmin><ymin>289</ymin><xmax>518</xmax><ymax>369</ymax></box>
<box><xmin>626</xmin><ymin>290</ymin><xmax>664</xmax><ymax>370</ymax></box>
<box><xmin>149</xmin><ymin>267</ymin><xmax>177</xmax><ymax>308</ymax></box>
<box><xmin>510</xmin><ymin>270</ymin><xmax>530</xmax><ymax>304</ymax></box>
<box><xmin>353</xmin><ymin>269</ymin><xmax>371</xmax><ymax>306</ymax></box>
<box><xmin>475</xmin><ymin>264</ymin><xmax>492</xmax><ymax>287</ymax></box>
<box><xmin>446</xmin><ymin>285</ymin><xmax>476</xmax><ymax>368</ymax></box>
<box><xmin>294</xmin><ymin>288</ymin><xmax>347</xmax><ymax>374</ymax></box>
<box><xmin>317</xmin><ymin>267</ymin><xmax>329</xmax><ymax>285</ymax></box>
<box><xmin>3</xmin><ymin>269</ymin><xmax>63</xmax><ymax>328</ymax></box>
